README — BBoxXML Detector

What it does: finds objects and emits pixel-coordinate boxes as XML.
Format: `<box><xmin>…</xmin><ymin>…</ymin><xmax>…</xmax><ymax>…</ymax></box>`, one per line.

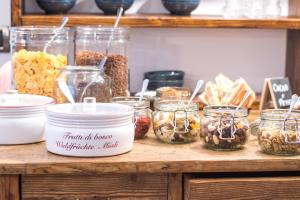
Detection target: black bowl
<box><xmin>144</xmin><ymin>70</ymin><xmax>185</xmax><ymax>81</ymax></box>
<box><xmin>36</xmin><ymin>0</ymin><xmax>77</xmax><ymax>14</ymax></box>
<box><xmin>161</xmin><ymin>0</ymin><xmax>200</xmax><ymax>15</ymax></box>
<box><xmin>95</xmin><ymin>0</ymin><xmax>135</xmax><ymax>15</ymax></box>
<box><xmin>148</xmin><ymin>80</ymin><xmax>184</xmax><ymax>90</ymax></box>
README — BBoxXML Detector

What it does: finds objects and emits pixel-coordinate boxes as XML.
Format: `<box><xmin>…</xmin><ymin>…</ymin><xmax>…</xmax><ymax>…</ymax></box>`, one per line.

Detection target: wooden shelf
<box><xmin>20</xmin><ymin>14</ymin><xmax>300</xmax><ymax>29</ymax></box>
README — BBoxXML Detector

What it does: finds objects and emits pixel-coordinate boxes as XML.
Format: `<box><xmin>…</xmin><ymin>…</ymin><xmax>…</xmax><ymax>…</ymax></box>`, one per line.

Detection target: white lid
<box><xmin>0</xmin><ymin>94</ymin><xmax>53</xmax><ymax>116</ymax></box>
<box><xmin>46</xmin><ymin>103</ymin><xmax>134</xmax><ymax>127</ymax></box>
<box><xmin>0</xmin><ymin>94</ymin><xmax>54</xmax><ymax>108</ymax></box>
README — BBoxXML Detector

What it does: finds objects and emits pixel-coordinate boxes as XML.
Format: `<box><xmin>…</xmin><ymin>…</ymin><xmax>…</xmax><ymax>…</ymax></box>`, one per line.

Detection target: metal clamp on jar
<box><xmin>201</xmin><ymin>106</ymin><xmax>249</xmax><ymax>150</ymax></box>
<box><xmin>258</xmin><ymin>109</ymin><xmax>300</xmax><ymax>155</ymax></box>
<box><xmin>218</xmin><ymin>113</ymin><xmax>237</xmax><ymax>140</ymax></box>
<box><xmin>152</xmin><ymin>97</ymin><xmax>200</xmax><ymax>144</ymax></box>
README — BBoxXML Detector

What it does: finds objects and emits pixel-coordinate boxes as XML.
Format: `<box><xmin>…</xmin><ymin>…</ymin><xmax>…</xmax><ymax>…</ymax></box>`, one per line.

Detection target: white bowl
<box><xmin>0</xmin><ymin>94</ymin><xmax>54</xmax><ymax>144</ymax></box>
<box><xmin>45</xmin><ymin>103</ymin><xmax>135</xmax><ymax>157</ymax></box>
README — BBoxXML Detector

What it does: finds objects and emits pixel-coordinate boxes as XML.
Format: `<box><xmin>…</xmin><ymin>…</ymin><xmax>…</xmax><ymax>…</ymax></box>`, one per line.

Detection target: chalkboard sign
<box><xmin>259</xmin><ymin>78</ymin><xmax>292</xmax><ymax>111</ymax></box>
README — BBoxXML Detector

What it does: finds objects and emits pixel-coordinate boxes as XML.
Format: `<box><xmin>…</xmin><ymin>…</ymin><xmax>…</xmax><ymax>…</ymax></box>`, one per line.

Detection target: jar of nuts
<box><xmin>10</xmin><ymin>26</ymin><xmax>69</xmax><ymax>98</ymax></box>
<box><xmin>152</xmin><ymin>97</ymin><xmax>200</xmax><ymax>144</ymax></box>
<box><xmin>258</xmin><ymin>109</ymin><xmax>300</xmax><ymax>155</ymax></box>
<box><xmin>113</xmin><ymin>97</ymin><xmax>152</xmax><ymax>139</ymax></box>
<box><xmin>201</xmin><ymin>106</ymin><xmax>249</xmax><ymax>150</ymax></box>
<box><xmin>75</xmin><ymin>26</ymin><xmax>130</xmax><ymax>97</ymax></box>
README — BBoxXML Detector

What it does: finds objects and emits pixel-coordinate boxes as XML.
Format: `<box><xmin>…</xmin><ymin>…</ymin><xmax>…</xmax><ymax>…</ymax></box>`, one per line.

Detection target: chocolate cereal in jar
<box><xmin>201</xmin><ymin>106</ymin><xmax>249</xmax><ymax>150</ymax></box>
<box><xmin>75</xmin><ymin>26</ymin><xmax>129</xmax><ymax>97</ymax></box>
<box><xmin>258</xmin><ymin>109</ymin><xmax>300</xmax><ymax>155</ymax></box>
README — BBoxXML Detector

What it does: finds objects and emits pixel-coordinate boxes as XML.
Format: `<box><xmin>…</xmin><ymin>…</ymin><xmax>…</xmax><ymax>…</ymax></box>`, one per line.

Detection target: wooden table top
<box><xmin>1</xmin><ymin>110</ymin><xmax>300</xmax><ymax>175</ymax></box>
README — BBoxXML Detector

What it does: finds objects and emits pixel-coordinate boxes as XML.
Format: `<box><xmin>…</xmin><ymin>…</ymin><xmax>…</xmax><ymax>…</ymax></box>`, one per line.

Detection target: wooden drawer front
<box><xmin>22</xmin><ymin>174</ymin><xmax>168</xmax><ymax>200</ymax></box>
<box><xmin>185</xmin><ymin>176</ymin><xmax>300</xmax><ymax>200</ymax></box>
<box><xmin>0</xmin><ymin>175</ymin><xmax>19</xmax><ymax>200</ymax></box>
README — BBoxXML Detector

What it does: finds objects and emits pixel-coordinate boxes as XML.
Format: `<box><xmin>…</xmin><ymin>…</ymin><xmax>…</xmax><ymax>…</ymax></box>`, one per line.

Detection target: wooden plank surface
<box><xmin>20</xmin><ymin>14</ymin><xmax>300</xmax><ymax>29</ymax></box>
<box><xmin>184</xmin><ymin>176</ymin><xmax>300</xmax><ymax>200</ymax></box>
<box><xmin>0</xmin><ymin>175</ymin><xmax>20</xmax><ymax>200</ymax></box>
<box><xmin>3</xmin><ymin>111</ymin><xmax>300</xmax><ymax>175</ymax></box>
<box><xmin>22</xmin><ymin>174</ymin><xmax>167</xmax><ymax>200</ymax></box>
<box><xmin>1</xmin><ymin>110</ymin><xmax>300</xmax><ymax>175</ymax></box>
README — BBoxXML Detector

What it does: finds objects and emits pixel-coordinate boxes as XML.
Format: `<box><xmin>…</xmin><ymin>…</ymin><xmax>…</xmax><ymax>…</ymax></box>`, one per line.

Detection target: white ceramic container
<box><xmin>45</xmin><ymin>103</ymin><xmax>135</xmax><ymax>157</ymax></box>
<box><xmin>0</xmin><ymin>94</ymin><xmax>54</xmax><ymax>144</ymax></box>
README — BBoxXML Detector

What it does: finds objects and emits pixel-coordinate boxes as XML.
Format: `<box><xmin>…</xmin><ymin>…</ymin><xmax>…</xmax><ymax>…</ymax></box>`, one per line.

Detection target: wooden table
<box><xmin>2</xmin><ymin>110</ymin><xmax>300</xmax><ymax>200</ymax></box>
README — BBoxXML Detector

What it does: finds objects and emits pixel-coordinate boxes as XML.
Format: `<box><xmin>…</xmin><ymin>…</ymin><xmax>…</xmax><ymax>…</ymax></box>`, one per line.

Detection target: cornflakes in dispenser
<box><xmin>13</xmin><ymin>49</ymin><xmax>67</xmax><ymax>97</ymax></box>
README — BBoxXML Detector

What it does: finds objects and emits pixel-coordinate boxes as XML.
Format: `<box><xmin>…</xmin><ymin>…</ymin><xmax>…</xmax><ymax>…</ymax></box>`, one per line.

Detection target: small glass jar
<box><xmin>112</xmin><ymin>97</ymin><xmax>152</xmax><ymax>139</ymax></box>
<box><xmin>201</xmin><ymin>106</ymin><xmax>249</xmax><ymax>150</ymax></box>
<box><xmin>258</xmin><ymin>109</ymin><xmax>300</xmax><ymax>156</ymax></box>
<box><xmin>152</xmin><ymin>97</ymin><xmax>200</xmax><ymax>144</ymax></box>
<box><xmin>10</xmin><ymin>26</ymin><xmax>69</xmax><ymax>98</ymax></box>
<box><xmin>54</xmin><ymin>66</ymin><xmax>112</xmax><ymax>103</ymax></box>
<box><xmin>75</xmin><ymin>26</ymin><xmax>130</xmax><ymax>97</ymax></box>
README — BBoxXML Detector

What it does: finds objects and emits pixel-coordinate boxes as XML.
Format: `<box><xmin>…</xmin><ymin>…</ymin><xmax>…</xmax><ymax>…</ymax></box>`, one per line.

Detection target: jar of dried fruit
<box><xmin>54</xmin><ymin>66</ymin><xmax>112</xmax><ymax>103</ymax></box>
<box><xmin>112</xmin><ymin>97</ymin><xmax>151</xmax><ymax>139</ymax></box>
<box><xmin>258</xmin><ymin>109</ymin><xmax>300</xmax><ymax>155</ymax></box>
<box><xmin>152</xmin><ymin>97</ymin><xmax>200</xmax><ymax>144</ymax></box>
<box><xmin>75</xmin><ymin>26</ymin><xmax>130</xmax><ymax>97</ymax></box>
<box><xmin>10</xmin><ymin>26</ymin><xmax>69</xmax><ymax>98</ymax></box>
<box><xmin>201</xmin><ymin>106</ymin><xmax>249</xmax><ymax>150</ymax></box>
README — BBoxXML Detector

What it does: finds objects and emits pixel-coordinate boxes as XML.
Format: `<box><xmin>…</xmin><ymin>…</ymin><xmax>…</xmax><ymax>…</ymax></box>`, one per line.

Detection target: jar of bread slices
<box><xmin>258</xmin><ymin>109</ymin><xmax>300</xmax><ymax>155</ymax></box>
<box><xmin>201</xmin><ymin>106</ymin><xmax>249</xmax><ymax>150</ymax></box>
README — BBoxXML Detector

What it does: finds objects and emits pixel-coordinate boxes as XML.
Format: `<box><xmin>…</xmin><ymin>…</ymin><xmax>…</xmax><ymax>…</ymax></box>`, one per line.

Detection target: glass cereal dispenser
<box><xmin>75</xmin><ymin>26</ymin><xmax>130</xmax><ymax>97</ymax></box>
<box><xmin>10</xmin><ymin>26</ymin><xmax>69</xmax><ymax>98</ymax></box>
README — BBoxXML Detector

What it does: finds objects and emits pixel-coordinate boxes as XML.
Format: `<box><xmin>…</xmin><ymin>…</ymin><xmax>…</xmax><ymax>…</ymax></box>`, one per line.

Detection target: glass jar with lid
<box><xmin>10</xmin><ymin>26</ymin><xmax>69</xmax><ymax>98</ymax></box>
<box><xmin>112</xmin><ymin>97</ymin><xmax>151</xmax><ymax>139</ymax></box>
<box><xmin>258</xmin><ymin>109</ymin><xmax>300</xmax><ymax>155</ymax></box>
<box><xmin>75</xmin><ymin>26</ymin><xmax>130</xmax><ymax>97</ymax></box>
<box><xmin>201</xmin><ymin>106</ymin><xmax>249</xmax><ymax>150</ymax></box>
<box><xmin>152</xmin><ymin>97</ymin><xmax>200</xmax><ymax>144</ymax></box>
<box><xmin>54</xmin><ymin>66</ymin><xmax>112</xmax><ymax>103</ymax></box>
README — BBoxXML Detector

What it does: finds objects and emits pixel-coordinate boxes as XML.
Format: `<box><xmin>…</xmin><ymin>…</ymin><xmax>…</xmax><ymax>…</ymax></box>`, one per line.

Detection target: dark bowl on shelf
<box><xmin>144</xmin><ymin>70</ymin><xmax>185</xmax><ymax>81</ymax></box>
<box><xmin>95</xmin><ymin>0</ymin><xmax>135</xmax><ymax>15</ymax></box>
<box><xmin>144</xmin><ymin>70</ymin><xmax>185</xmax><ymax>90</ymax></box>
<box><xmin>161</xmin><ymin>0</ymin><xmax>200</xmax><ymax>15</ymax></box>
<box><xmin>36</xmin><ymin>0</ymin><xmax>77</xmax><ymax>14</ymax></box>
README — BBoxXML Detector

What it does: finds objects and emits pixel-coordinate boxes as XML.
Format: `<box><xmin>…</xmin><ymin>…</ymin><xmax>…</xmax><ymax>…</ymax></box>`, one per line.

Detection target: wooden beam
<box><xmin>11</xmin><ymin>0</ymin><xmax>23</xmax><ymax>26</ymax></box>
<box><xmin>286</xmin><ymin>0</ymin><xmax>300</xmax><ymax>93</ymax></box>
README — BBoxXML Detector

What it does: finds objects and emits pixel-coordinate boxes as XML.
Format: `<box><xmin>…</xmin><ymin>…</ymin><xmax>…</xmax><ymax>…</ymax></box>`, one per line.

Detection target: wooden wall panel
<box><xmin>22</xmin><ymin>174</ymin><xmax>168</xmax><ymax>200</ymax></box>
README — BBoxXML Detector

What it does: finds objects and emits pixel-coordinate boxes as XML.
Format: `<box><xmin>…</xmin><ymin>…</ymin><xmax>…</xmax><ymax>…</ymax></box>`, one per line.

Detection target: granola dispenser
<box><xmin>258</xmin><ymin>109</ymin><xmax>300</xmax><ymax>155</ymax></box>
<box><xmin>201</xmin><ymin>106</ymin><xmax>249</xmax><ymax>150</ymax></box>
<box><xmin>152</xmin><ymin>97</ymin><xmax>200</xmax><ymax>144</ymax></box>
<box><xmin>10</xmin><ymin>26</ymin><xmax>69</xmax><ymax>98</ymax></box>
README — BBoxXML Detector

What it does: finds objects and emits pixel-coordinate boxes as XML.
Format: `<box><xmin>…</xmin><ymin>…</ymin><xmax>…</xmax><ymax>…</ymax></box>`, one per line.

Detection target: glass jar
<box><xmin>10</xmin><ymin>26</ymin><xmax>69</xmax><ymax>98</ymax></box>
<box><xmin>112</xmin><ymin>97</ymin><xmax>152</xmax><ymax>139</ymax></box>
<box><xmin>258</xmin><ymin>109</ymin><xmax>300</xmax><ymax>155</ymax></box>
<box><xmin>75</xmin><ymin>26</ymin><xmax>130</xmax><ymax>97</ymax></box>
<box><xmin>152</xmin><ymin>97</ymin><xmax>200</xmax><ymax>144</ymax></box>
<box><xmin>201</xmin><ymin>106</ymin><xmax>249</xmax><ymax>150</ymax></box>
<box><xmin>54</xmin><ymin>66</ymin><xmax>112</xmax><ymax>103</ymax></box>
